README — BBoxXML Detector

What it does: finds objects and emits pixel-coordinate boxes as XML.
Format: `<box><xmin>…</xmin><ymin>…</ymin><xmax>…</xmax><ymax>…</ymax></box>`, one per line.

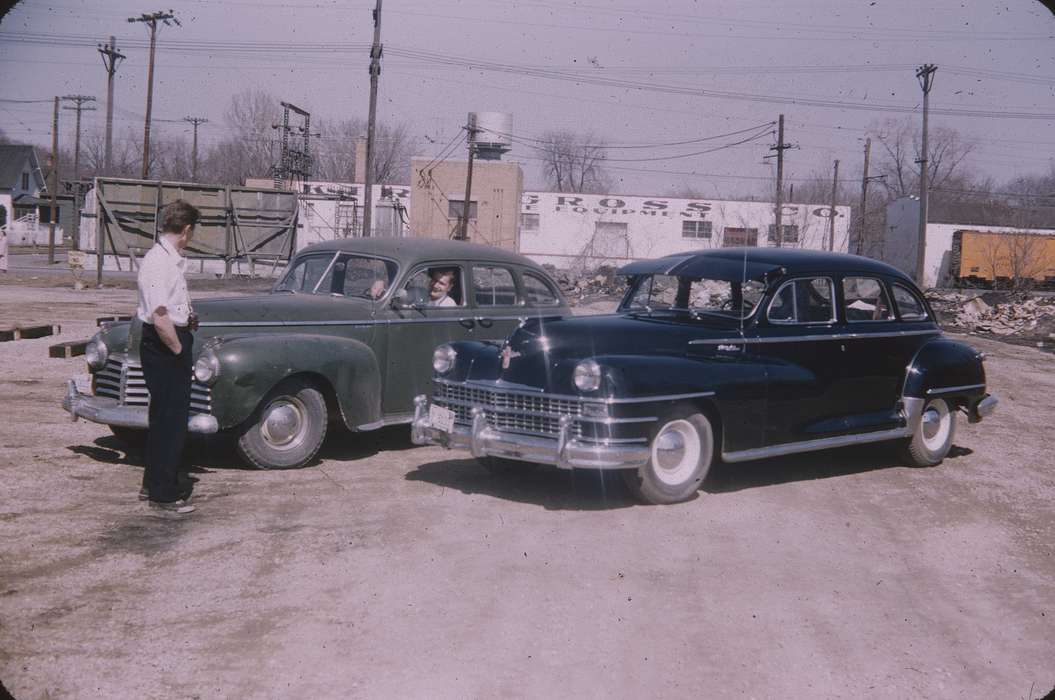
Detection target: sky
<box><xmin>0</xmin><ymin>0</ymin><xmax>1053</xmax><ymax>200</ymax></box>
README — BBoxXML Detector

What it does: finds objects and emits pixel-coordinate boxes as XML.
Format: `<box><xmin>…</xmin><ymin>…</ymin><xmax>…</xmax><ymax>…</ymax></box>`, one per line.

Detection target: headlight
<box><xmin>432</xmin><ymin>344</ymin><xmax>457</xmax><ymax>374</ymax></box>
<box><xmin>85</xmin><ymin>336</ymin><xmax>108</xmax><ymax>370</ymax></box>
<box><xmin>193</xmin><ymin>350</ymin><xmax>221</xmax><ymax>385</ymax></box>
<box><xmin>573</xmin><ymin>359</ymin><xmax>602</xmax><ymax>392</ymax></box>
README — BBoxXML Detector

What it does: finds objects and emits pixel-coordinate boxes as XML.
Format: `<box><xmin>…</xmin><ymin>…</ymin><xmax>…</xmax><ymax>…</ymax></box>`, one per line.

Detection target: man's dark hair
<box><xmin>160</xmin><ymin>199</ymin><xmax>200</xmax><ymax>233</ymax></box>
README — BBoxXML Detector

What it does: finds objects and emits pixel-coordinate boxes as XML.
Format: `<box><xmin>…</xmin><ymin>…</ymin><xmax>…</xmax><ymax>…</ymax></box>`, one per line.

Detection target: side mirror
<box><xmin>390</xmin><ymin>289</ymin><xmax>409</xmax><ymax>308</ymax></box>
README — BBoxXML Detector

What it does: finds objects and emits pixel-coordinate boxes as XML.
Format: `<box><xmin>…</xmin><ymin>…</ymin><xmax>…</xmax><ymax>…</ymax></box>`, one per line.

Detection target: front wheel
<box><xmin>902</xmin><ymin>397</ymin><xmax>957</xmax><ymax>467</ymax></box>
<box><xmin>236</xmin><ymin>377</ymin><xmax>328</xmax><ymax>469</ymax></box>
<box><xmin>622</xmin><ymin>409</ymin><xmax>714</xmax><ymax>505</ymax></box>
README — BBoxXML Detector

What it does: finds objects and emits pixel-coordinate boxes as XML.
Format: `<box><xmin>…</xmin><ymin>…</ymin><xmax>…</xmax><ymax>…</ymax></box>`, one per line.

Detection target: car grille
<box><xmin>434</xmin><ymin>381</ymin><xmax>583</xmax><ymax>439</ymax></box>
<box><xmin>93</xmin><ymin>354</ymin><xmax>212</xmax><ymax>415</ymax></box>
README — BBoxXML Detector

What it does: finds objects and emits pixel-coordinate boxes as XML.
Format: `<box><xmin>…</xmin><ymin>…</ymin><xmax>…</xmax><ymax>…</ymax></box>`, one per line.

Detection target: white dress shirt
<box><xmin>136</xmin><ymin>236</ymin><xmax>192</xmax><ymax>325</ymax></box>
<box><xmin>428</xmin><ymin>294</ymin><xmax>457</xmax><ymax>307</ymax></box>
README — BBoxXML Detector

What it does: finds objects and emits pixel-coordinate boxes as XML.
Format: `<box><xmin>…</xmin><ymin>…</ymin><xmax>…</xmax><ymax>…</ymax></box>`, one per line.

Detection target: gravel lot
<box><xmin>0</xmin><ymin>281</ymin><xmax>1052</xmax><ymax>699</ymax></box>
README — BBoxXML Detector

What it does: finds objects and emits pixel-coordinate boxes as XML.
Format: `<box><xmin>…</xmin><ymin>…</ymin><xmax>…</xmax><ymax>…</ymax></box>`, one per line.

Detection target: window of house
<box><xmin>21</xmin><ymin>172</ymin><xmax>29</xmax><ymax>190</ymax></box>
<box><xmin>722</xmin><ymin>227</ymin><xmax>759</xmax><ymax>247</ymax></box>
<box><xmin>767</xmin><ymin>224</ymin><xmax>800</xmax><ymax>244</ymax></box>
<box><xmin>843</xmin><ymin>277</ymin><xmax>893</xmax><ymax>322</ymax></box>
<box><xmin>521</xmin><ymin>271</ymin><xmax>560</xmax><ymax>306</ymax></box>
<box><xmin>682</xmin><ymin>220</ymin><xmax>713</xmax><ymax>239</ymax></box>
<box><xmin>768</xmin><ymin>277</ymin><xmax>835</xmax><ymax>324</ymax></box>
<box><xmin>520</xmin><ymin>212</ymin><xmax>539</xmax><ymax>232</ymax></box>
<box><xmin>448</xmin><ymin>199</ymin><xmax>478</xmax><ymax>220</ymax></box>
<box><xmin>891</xmin><ymin>283</ymin><xmax>928</xmax><ymax>321</ymax></box>
<box><xmin>472</xmin><ymin>265</ymin><xmax>517</xmax><ymax>306</ymax></box>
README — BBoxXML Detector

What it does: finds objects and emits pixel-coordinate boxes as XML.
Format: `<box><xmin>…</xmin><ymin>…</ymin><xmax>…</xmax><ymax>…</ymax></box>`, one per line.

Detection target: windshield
<box><xmin>622</xmin><ymin>274</ymin><xmax>765</xmax><ymax>319</ymax></box>
<box><xmin>274</xmin><ymin>253</ymin><xmax>398</xmax><ymax>298</ymax></box>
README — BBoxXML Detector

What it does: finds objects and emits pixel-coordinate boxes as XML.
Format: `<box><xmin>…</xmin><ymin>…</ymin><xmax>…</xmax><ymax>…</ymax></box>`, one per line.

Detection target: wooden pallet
<box><xmin>0</xmin><ymin>324</ymin><xmax>61</xmax><ymax>342</ymax></box>
<box><xmin>49</xmin><ymin>340</ymin><xmax>88</xmax><ymax>358</ymax></box>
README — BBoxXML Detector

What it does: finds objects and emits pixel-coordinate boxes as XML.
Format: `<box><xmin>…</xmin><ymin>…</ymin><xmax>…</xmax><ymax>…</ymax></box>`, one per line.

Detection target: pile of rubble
<box><xmin>546</xmin><ymin>265</ymin><xmax>624</xmax><ymax>301</ymax></box>
<box><xmin>927</xmin><ymin>289</ymin><xmax>1055</xmax><ymax>342</ymax></box>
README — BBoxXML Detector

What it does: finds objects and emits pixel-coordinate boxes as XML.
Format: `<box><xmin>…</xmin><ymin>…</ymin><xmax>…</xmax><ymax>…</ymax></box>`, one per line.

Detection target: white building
<box><xmin>884</xmin><ymin>197</ymin><xmax>1055</xmax><ymax>288</ymax></box>
<box><xmin>518</xmin><ymin>191</ymin><xmax>850</xmax><ymax>269</ymax></box>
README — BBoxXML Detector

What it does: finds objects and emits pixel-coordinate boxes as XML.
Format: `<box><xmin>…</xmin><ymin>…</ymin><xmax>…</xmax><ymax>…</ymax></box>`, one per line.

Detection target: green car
<box><xmin>63</xmin><ymin>238</ymin><xmax>570</xmax><ymax>469</ymax></box>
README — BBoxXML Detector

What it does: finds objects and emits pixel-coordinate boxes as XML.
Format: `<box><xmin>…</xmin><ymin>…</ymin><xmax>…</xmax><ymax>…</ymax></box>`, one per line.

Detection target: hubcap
<box><xmin>920</xmin><ymin>400</ymin><xmax>950</xmax><ymax>452</ymax></box>
<box><xmin>651</xmin><ymin>419</ymin><xmax>702</xmax><ymax>486</ymax></box>
<box><xmin>260</xmin><ymin>398</ymin><xmax>306</xmax><ymax>449</ymax></box>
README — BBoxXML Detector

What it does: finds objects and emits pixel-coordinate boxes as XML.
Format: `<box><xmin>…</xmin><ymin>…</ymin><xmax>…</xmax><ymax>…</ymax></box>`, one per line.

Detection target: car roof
<box><xmin>297</xmin><ymin>236</ymin><xmax>538</xmax><ymax>269</ymax></box>
<box><xmin>618</xmin><ymin>247</ymin><xmax>914</xmax><ymax>284</ymax></box>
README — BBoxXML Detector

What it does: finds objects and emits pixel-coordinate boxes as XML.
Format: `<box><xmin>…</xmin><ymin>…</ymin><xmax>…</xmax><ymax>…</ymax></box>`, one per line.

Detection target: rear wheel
<box><xmin>622</xmin><ymin>409</ymin><xmax>714</xmax><ymax>505</ymax></box>
<box><xmin>902</xmin><ymin>397</ymin><xmax>956</xmax><ymax>467</ymax></box>
<box><xmin>236</xmin><ymin>377</ymin><xmax>328</xmax><ymax>469</ymax></box>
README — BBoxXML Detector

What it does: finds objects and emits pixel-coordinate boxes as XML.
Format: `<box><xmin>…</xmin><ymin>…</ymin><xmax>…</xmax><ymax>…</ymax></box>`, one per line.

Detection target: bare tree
<box><xmin>313</xmin><ymin>118</ymin><xmax>417</xmax><ymax>184</ymax></box>
<box><xmin>538</xmin><ymin>129</ymin><xmax>610</xmax><ymax>193</ymax></box>
<box><xmin>871</xmin><ymin>118</ymin><xmax>975</xmax><ymax>199</ymax></box>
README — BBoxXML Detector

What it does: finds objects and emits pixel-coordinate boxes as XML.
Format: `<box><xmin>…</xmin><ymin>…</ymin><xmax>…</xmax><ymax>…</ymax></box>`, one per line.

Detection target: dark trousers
<box><xmin>140</xmin><ymin>323</ymin><xmax>193</xmax><ymax>503</ymax></box>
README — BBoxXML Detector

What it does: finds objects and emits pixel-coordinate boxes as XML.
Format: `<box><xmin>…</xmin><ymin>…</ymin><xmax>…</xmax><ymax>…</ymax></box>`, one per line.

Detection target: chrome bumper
<box><xmin>63</xmin><ymin>379</ymin><xmax>219</xmax><ymax>434</ymax></box>
<box><xmin>968</xmin><ymin>394</ymin><xmax>998</xmax><ymax>424</ymax></box>
<box><xmin>411</xmin><ymin>395</ymin><xmax>648</xmax><ymax>471</ymax></box>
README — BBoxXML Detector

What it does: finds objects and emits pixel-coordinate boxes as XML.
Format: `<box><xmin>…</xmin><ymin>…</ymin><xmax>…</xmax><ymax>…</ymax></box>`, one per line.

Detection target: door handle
<box><xmin>458</xmin><ymin>318</ymin><xmax>475</xmax><ymax>329</ymax></box>
<box><xmin>474</xmin><ymin>316</ymin><xmax>494</xmax><ymax>328</ymax></box>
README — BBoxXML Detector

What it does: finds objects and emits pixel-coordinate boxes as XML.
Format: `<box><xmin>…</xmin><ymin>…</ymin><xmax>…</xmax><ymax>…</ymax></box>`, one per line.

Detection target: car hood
<box><xmin>495</xmin><ymin>312</ymin><xmax>743</xmax><ymax>387</ymax></box>
<box><xmin>195</xmin><ymin>293</ymin><xmax>376</xmax><ymax>327</ymax></box>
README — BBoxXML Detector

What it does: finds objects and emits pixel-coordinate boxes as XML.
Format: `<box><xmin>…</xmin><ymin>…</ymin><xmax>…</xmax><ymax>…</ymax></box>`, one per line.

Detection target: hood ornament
<box><xmin>501</xmin><ymin>344</ymin><xmax>521</xmax><ymax>369</ymax></box>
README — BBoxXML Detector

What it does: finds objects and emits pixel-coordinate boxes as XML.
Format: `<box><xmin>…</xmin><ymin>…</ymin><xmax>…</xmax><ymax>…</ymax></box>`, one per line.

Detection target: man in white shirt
<box><xmin>136</xmin><ymin>199</ymin><xmax>200</xmax><ymax>516</ymax></box>
<box><xmin>427</xmin><ymin>267</ymin><xmax>458</xmax><ymax>307</ymax></box>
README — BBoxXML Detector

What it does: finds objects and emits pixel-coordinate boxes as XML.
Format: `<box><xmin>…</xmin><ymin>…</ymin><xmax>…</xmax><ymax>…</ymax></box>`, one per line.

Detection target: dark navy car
<box><xmin>412</xmin><ymin>248</ymin><xmax>997</xmax><ymax>505</ymax></box>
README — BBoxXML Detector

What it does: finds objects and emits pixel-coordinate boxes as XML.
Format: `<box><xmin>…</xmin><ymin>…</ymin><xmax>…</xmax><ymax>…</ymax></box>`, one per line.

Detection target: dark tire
<box><xmin>477</xmin><ymin>456</ymin><xmax>539</xmax><ymax>475</ymax></box>
<box><xmin>902</xmin><ymin>397</ymin><xmax>957</xmax><ymax>467</ymax></box>
<box><xmin>110</xmin><ymin>426</ymin><xmax>147</xmax><ymax>449</ymax></box>
<box><xmin>236</xmin><ymin>377</ymin><xmax>328</xmax><ymax>470</ymax></box>
<box><xmin>622</xmin><ymin>408</ymin><xmax>714</xmax><ymax>505</ymax></box>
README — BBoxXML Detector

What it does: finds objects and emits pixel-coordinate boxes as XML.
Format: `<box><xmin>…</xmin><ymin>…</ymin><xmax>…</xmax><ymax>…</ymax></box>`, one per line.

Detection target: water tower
<box><xmin>468</xmin><ymin>112</ymin><xmax>512</xmax><ymax>161</ymax></box>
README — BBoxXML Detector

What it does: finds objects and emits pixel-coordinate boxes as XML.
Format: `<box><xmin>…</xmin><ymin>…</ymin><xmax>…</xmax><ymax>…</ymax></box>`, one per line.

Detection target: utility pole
<box><xmin>768</xmin><ymin>114</ymin><xmax>791</xmax><ymax>247</ymax></box>
<box><xmin>61</xmin><ymin>95</ymin><xmax>97</xmax><ymax>181</ymax></box>
<box><xmin>184</xmin><ymin>116</ymin><xmax>207</xmax><ymax>181</ymax></box>
<box><xmin>128</xmin><ymin>10</ymin><xmax>180</xmax><ymax>180</ymax></box>
<box><xmin>856</xmin><ymin>138</ymin><xmax>871</xmax><ymax>256</ymax></box>
<box><xmin>457</xmin><ymin>117</ymin><xmax>477</xmax><ymax>241</ymax></box>
<box><xmin>361</xmin><ymin>0</ymin><xmax>383</xmax><ymax>238</ymax></box>
<box><xmin>915</xmin><ymin>63</ymin><xmax>937</xmax><ymax>287</ymax></box>
<box><xmin>828</xmin><ymin>159</ymin><xmax>839</xmax><ymax>252</ymax></box>
<box><xmin>97</xmin><ymin>37</ymin><xmax>125</xmax><ymax>174</ymax></box>
<box><xmin>48</xmin><ymin>96</ymin><xmax>59</xmax><ymax>265</ymax></box>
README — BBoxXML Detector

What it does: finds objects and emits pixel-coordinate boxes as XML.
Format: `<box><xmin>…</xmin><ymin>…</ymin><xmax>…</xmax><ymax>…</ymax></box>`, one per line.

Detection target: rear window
<box><xmin>891</xmin><ymin>283</ymin><xmax>928</xmax><ymax>321</ymax></box>
<box><xmin>521</xmin><ymin>271</ymin><xmax>561</xmax><ymax>306</ymax></box>
<box><xmin>473</xmin><ymin>265</ymin><xmax>517</xmax><ymax>306</ymax></box>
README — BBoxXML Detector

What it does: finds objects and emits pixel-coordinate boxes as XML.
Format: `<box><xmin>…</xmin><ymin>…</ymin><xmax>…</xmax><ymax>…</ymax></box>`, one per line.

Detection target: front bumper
<box><xmin>411</xmin><ymin>395</ymin><xmax>649</xmax><ymax>471</ymax></box>
<box><xmin>63</xmin><ymin>379</ymin><xmax>219</xmax><ymax>434</ymax></box>
<box><xmin>968</xmin><ymin>393</ymin><xmax>998</xmax><ymax>424</ymax></box>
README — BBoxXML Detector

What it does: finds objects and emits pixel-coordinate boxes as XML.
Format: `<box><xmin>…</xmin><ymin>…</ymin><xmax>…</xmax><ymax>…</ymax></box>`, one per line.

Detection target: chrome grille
<box><xmin>92</xmin><ymin>353</ymin><xmax>212</xmax><ymax>415</ymax></box>
<box><xmin>434</xmin><ymin>381</ymin><xmax>582</xmax><ymax>438</ymax></box>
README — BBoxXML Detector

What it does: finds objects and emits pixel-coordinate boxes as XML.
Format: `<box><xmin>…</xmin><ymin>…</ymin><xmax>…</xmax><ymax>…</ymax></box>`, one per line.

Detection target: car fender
<box><xmin>901</xmin><ymin>336</ymin><xmax>986</xmax><ymax>404</ymax></box>
<box><xmin>207</xmin><ymin>333</ymin><xmax>381</xmax><ymax>430</ymax></box>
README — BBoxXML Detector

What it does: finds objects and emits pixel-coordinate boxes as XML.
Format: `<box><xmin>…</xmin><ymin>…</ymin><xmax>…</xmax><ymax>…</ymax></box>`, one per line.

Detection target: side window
<box><xmin>473</xmin><ymin>266</ymin><xmax>517</xmax><ymax>306</ymax></box>
<box><xmin>767</xmin><ymin>278</ymin><xmax>835</xmax><ymax>324</ymax></box>
<box><xmin>402</xmin><ymin>266</ymin><xmax>463</xmax><ymax>307</ymax></box>
<box><xmin>521</xmin><ymin>271</ymin><xmax>560</xmax><ymax>306</ymax></box>
<box><xmin>843</xmin><ymin>277</ymin><xmax>893</xmax><ymax>322</ymax></box>
<box><xmin>891</xmin><ymin>283</ymin><xmax>928</xmax><ymax>321</ymax></box>
<box><xmin>275</xmin><ymin>253</ymin><xmax>337</xmax><ymax>293</ymax></box>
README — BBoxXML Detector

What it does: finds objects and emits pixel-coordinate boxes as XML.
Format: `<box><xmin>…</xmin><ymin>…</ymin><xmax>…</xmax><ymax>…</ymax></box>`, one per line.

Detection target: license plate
<box><xmin>429</xmin><ymin>404</ymin><xmax>456</xmax><ymax>433</ymax></box>
<box><xmin>73</xmin><ymin>374</ymin><xmax>92</xmax><ymax>394</ymax></box>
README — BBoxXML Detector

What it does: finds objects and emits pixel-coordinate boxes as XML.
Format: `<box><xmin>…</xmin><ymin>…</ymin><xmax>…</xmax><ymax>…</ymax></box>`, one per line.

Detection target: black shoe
<box><xmin>139</xmin><ymin>487</ymin><xmax>192</xmax><ymax>501</ymax></box>
<box><xmin>148</xmin><ymin>499</ymin><xmax>196</xmax><ymax>515</ymax></box>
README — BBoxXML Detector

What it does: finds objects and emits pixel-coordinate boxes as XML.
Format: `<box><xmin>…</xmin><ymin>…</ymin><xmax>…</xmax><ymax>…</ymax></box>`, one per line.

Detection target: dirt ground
<box><xmin>0</xmin><ymin>281</ymin><xmax>1052</xmax><ymax>700</ymax></box>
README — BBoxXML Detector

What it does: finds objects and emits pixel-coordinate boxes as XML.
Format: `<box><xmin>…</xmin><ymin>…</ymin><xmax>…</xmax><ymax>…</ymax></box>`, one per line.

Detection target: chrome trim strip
<box><xmin>437</xmin><ymin>378</ymin><xmax>715</xmax><ymax>405</ymax></box>
<box><xmin>722</xmin><ymin>425</ymin><xmax>912</xmax><ymax>463</ymax></box>
<box><xmin>926</xmin><ymin>383</ymin><xmax>985</xmax><ymax>396</ymax></box>
<box><xmin>577</xmin><ymin>416</ymin><xmax>658</xmax><ymax>425</ymax></box>
<box><xmin>688</xmin><ymin>328</ymin><xmax>939</xmax><ymax>345</ymax></box>
<box><xmin>199</xmin><ymin>314</ymin><xmax>541</xmax><ymax>329</ymax></box>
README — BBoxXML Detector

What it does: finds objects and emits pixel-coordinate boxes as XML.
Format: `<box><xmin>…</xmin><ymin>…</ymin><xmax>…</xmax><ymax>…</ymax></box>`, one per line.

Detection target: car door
<box><xmin>838</xmin><ymin>276</ymin><xmax>939</xmax><ymax>429</ymax></box>
<box><xmin>381</xmin><ymin>262</ymin><xmax>475</xmax><ymax>418</ymax></box>
<box><xmin>746</xmin><ymin>276</ymin><xmax>848</xmax><ymax>446</ymax></box>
